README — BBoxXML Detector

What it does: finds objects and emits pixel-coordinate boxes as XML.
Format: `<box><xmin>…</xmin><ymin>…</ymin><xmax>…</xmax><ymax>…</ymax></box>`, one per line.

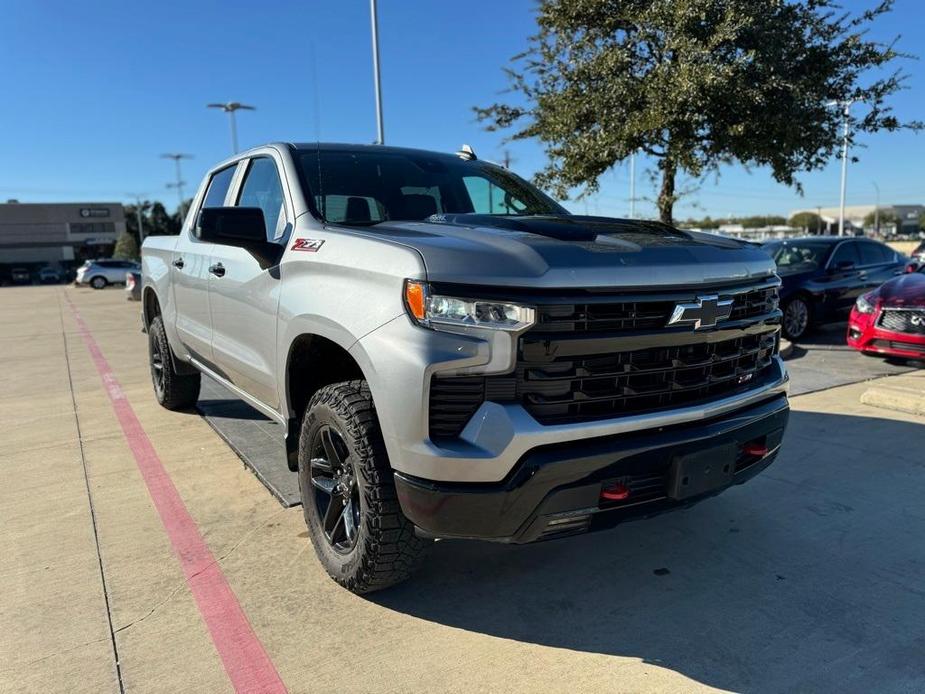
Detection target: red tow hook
<box><xmin>600</xmin><ymin>482</ymin><xmax>630</xmax><ymax>501</ymax></box>
<box><xmin>743</xmin><ymin>441</ymin><xmax>769</xmax><ymax>457</ymax></box>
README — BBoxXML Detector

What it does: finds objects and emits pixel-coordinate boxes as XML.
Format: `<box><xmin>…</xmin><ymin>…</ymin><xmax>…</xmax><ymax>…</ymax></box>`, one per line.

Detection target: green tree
<box><xmin>789</xmin><ymin>212</ymin><xmax>823</xmax><ymax>232</ymax></box>
<box><xmin>863</xmin><ymin>209</ymin><xmax>898</xmax><ymax>230</ymax></box>
<box><xmin>476</xmin><ymin>0</ymin><xmax>920</xmax><ymax>224</ymax></box>
<box><xmin>113</xmin><ymin>231</ymin><xmax>140</xmax><ymax>260</ymax></box>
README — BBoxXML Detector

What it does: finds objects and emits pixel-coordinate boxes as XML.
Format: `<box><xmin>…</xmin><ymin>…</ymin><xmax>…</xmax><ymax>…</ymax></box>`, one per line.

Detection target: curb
<box><xmin>860</xmin><ymin>384</ymin><xmax>925</xmax><ymax>417</ymax></box>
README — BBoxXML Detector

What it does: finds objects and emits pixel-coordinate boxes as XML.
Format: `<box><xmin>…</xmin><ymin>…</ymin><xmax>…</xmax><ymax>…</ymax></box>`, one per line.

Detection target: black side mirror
<box><xmin>196</xmin><ymin>207</ymin><xmax>266</xmax><ymax>245</ymax></box>
<box><xmin>834</xmin><ymin>259</ymin><xmax>855</xmax><ymax>271</ymax></box>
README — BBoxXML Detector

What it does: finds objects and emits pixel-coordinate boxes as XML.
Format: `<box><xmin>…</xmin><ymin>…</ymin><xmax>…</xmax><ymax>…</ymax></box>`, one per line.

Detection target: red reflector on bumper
<box><xmin>601</xmin><ymin>482</ymin><xmax>630</xmax><ymax>501</ymax></box>
<box><xmin>744</xmin><ymin>442</ymin><xmax>768</xmax><ymax>457</ymax></box>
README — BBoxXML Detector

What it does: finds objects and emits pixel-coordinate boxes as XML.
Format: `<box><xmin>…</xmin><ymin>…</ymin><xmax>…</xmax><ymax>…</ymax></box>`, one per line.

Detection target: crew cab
<box><xmin>142</xmin><ymin>143</ymin><xmax>790</xmax><ymax>593</ymax></box>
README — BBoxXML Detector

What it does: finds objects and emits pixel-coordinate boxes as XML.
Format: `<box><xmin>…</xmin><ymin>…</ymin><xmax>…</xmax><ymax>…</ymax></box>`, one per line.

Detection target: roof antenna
<box><xmin>455</xmin><ymin>144</ymin><xmax>477</xmax><ymax>161</ymax></box>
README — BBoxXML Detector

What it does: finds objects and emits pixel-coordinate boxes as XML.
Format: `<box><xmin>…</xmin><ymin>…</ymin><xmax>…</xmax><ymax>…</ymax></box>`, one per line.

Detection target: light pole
<box><xmin>872</xmin><ymin>181</ymin><xmax>880</xmax><ymax>236</ymax></box>
<box><xmin>161</xmin><ymin>153</ymin><xmax>192</xmax><ymax>213</ymax></box>
<box><xmin>126</xmin><ymin>193</ymin><xmax>147</xmax><ymax>243</ymax></box>
<box><xmin>827</xmin><ymin>100</ymin><xmax>854</xmax><ymax>236</ymax></box>
<box><xmin>628</xmin><ymin>152</ymin><xmax>636</xmax><ymax>219</ymax></box>
<box><xmin>207</xmin><ymin>102</ymin><xmax>256</xmax><ymax>153</ymax></box>
<box><xmin>370</xmin><ymin>0</ymin><xmax>385</xmax><ymax>144</ymax></box>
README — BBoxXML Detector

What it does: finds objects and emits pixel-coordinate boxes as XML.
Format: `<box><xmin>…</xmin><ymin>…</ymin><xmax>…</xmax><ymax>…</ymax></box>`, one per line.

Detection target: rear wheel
<box><xmin>782</xmin><ymin>296</ymin><xmax>812</xmax><ymax>341</ymax></box>
<box><xmin>90</xmin><ymin>276</ymin><xmax>107</xmax><ymax>289</ymax></box>
<box><xmin>298</xmin><ymin>380</ymin><xmax>430</xmax><ymax>594</ymax></box>
<box><xmin>148</xmin><ymin>316</ymin><xmax>200</xmax><ymax>409</ymax></box>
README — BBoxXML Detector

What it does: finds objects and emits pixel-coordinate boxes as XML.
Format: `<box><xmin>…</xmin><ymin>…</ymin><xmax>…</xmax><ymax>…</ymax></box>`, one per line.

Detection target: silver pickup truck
<box><xmin>142</xmin><ymin>143</ymin><xmax>790</xmax><ymax>593</ymax></box>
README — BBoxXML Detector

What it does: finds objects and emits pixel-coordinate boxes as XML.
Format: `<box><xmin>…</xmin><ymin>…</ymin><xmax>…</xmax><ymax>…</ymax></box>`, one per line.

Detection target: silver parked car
<box><xmin>75</xmin><ymin>259</ymin><xmax>140</xmax><ymax>289</ymax></box>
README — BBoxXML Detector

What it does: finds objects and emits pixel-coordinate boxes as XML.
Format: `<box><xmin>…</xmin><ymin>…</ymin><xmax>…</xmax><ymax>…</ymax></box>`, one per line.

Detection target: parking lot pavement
<box><xmin>2</xmin><ymin>285</ymin><xmax>925</xmax><ymax>693</ymax></box>
<box><xmin>784</xmin><ymin>322</ymin><xmax>917</xmax><ymax>395</ymax></box>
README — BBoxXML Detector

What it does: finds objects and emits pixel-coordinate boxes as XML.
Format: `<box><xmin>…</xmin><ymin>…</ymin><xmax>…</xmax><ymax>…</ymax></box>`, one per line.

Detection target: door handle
<box><xmin>209</xmin><ymin>263</ymin><xmax>226</xmax><ymax>277</ymax></box>
<box><xmin>172</xmin><ymin>258</ymin><xmax>185</xmax><ymax>269</ymax></box>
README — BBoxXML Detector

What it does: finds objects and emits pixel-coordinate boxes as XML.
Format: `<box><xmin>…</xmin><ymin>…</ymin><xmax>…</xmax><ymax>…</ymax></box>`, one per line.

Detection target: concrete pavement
<box><xmin>2</xmin><ymin>284</ymin><xmax>924</xmax><ymax>693</ymax></box>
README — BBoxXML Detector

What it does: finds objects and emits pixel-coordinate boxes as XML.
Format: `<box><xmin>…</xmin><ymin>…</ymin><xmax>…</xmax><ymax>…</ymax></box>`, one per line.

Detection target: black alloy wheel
<box><xmin>150</xmin><ymin>330</ymin><xmax>166</xmax><ymax>399</ymax></box>
<box><xmin>309</xmin><ymin>425</ymin><xmax>361</xmax><ymax>553</ymax></box>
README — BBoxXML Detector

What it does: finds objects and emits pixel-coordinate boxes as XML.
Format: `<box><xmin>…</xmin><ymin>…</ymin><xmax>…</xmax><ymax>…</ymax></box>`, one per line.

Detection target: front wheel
<box><xmin>148</xmin><ymin>316</ymin><xmax>200</xmax><ymax>409</ymax></box>
<box><xmin>782</xmin><ymin>296</ymin><xmax>812</xmax><ymax>341</ymax></box>
<box><xmin>298</xmin><ymin>380</ymin><xmax>430</xmax><ymax>594</ymax></box>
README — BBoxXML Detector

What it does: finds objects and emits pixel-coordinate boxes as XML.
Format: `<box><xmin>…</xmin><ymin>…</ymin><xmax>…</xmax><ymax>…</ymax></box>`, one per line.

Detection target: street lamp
<box><xmin>125</xmin><ymin>193</ymin><xmax>148</xmax><ymax>243</ymax></box>
<box><xmin>826</xmin><ymin>99</ymin><xmax>854</xmax><ymax>237</ymax></box>
<box><xmin>161</xmin><ymin>153</ymin><xmax>192</xmax><ymax>212</ymax></box>
<box><xmin>207</xmin><ymin>102</ymin><xmax>256</xmax><ymax>153</ymax></box>
<box><xmin>872</xmin><ymin>181</ymin><xmax>880</xmax><ymax>236</ymax></box>
<box><xmin>628</xmin><ymin>152</ymin><xmax>636</xmax><ymax>219</ymax></box>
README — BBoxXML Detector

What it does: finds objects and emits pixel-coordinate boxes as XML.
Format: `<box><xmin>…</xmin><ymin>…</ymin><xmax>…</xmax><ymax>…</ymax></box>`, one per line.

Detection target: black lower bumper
<box><xmin>395</xmin><ymin>394</ymin><xmax>789</xmax><ymax>543</ymax></box>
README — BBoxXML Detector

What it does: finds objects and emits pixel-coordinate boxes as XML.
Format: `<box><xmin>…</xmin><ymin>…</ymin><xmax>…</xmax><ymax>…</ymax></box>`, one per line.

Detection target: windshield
<box><xmin>763</xmin><ymin>241</ymin><xmax>832</xmax><ymax>273</ymax></box>
<box><xmin>296</xmin><ymin>149</ymin><xmax>567</xmax><ymax>225</ymax></box>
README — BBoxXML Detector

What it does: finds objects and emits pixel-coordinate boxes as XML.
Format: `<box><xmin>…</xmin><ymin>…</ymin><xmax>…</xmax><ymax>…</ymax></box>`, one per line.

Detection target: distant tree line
<box><xmin>113</xmin><ymin>200</ymin><xmax>191</xmax><ymax>260</ymax></box>
<box><xmin>679</xmin><ymin>215</ymin><xmax>787</xmax><ymax>230</ymax></box>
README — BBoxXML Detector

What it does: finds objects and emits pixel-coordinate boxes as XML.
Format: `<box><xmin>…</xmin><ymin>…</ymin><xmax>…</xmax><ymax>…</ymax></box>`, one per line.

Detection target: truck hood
<box><xmin>874</xmin><ymin>272</ymin><xmax>925</xmax><ymax>308</ymax></box>
<box><xmin>347</xmin><ymin>214</ymin><xmax>776</xmax><ymax>289</ymax></box>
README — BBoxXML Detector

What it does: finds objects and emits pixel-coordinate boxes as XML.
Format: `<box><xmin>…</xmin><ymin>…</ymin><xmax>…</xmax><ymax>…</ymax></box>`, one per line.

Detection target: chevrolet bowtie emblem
<box><xmin>667</xmin><ymin>295</ymin><xmax>734</xmax><ymax>330</ymax></box>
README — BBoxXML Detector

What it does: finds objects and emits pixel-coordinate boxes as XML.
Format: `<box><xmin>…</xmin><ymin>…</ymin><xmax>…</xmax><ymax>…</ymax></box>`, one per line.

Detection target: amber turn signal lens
<box><xmin>404</xmin><ymin>280</ymin><xmax>427</xmax><ymax>321</ymax></box>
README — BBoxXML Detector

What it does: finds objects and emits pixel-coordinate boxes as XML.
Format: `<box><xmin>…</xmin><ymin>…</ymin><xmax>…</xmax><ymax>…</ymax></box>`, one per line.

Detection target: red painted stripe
<box><xmin>65</xmin><ymin>296</ymin><xmax>287</xmax><ymax>694</ymax></box>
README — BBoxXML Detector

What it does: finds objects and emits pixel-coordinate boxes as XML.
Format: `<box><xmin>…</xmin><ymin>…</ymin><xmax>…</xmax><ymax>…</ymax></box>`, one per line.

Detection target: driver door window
<box><xmin>236</xmin><ymin>157</ymin><xmax>287</xmax><ymax>241</ymax></box>
<box><xmin>829</xmin><ymin>242</ymin><xmax>860</xmax><ymax>269</ymax></box>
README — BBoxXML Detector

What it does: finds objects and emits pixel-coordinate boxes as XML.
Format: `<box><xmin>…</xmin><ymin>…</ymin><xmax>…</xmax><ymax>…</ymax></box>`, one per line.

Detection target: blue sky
<box><xmin>1</xmin><ymin>0</ymin><xmax>922</xmax><ymax>219</ymax></box>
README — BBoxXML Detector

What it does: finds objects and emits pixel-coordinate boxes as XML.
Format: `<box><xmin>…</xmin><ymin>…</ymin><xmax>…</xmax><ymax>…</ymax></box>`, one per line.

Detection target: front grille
<box><xmin>879</xmin><ymin>309</ymin><xmax>925</xmax><ymax>335</ymax></box>
<box><xmin>428</xmin><ymin>281</ymin><xmax>781</xmax><ymax>440</ymax></box>
<box><xmin>535</xmin><ymin>285</ymin><xmax>778</xmax><ymax>333</ymax></box>
<box><xmin>518</xmin><ymin>332</ymin><xmax>776</xmax><ymax>425</ymax></box>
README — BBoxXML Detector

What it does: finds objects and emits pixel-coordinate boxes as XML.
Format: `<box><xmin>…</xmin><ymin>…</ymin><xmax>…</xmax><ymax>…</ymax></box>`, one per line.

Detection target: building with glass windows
<box><xmin>0</xmin><ymin>202</ymin><xmax>125</xmax><ymax>282</ymax></box>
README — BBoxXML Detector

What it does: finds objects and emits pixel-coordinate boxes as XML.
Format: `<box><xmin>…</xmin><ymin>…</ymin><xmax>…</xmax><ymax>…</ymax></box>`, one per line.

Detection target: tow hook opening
<box><xmin>743</xmin><ymin>437</ymin><xmax>769</xmax><ymax>459</ymax></box>
<box><xmin>600</xmin><ymin>481</ymin><xmax>631</xmax><ymax>502</ymax></box>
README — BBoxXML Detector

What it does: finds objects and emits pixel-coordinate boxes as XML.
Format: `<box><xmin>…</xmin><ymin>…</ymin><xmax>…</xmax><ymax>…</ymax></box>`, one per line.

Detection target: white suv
<box><xmin>76</xmin><ymin>259</ymin><xmax>140</xmax><ymax>289</ymax></box>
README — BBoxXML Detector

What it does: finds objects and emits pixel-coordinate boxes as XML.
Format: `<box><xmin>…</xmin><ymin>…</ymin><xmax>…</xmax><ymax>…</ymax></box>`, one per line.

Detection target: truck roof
<box><xmin>285</xmin><ymin>142</ymin><xmax>470</xmax><ymax>161</ymax></box>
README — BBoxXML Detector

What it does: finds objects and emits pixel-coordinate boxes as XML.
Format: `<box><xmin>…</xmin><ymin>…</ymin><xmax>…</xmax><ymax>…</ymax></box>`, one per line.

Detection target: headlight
<box><xmin>855</xmin><ymin>293</ymin><xmax>876</xmax><ymax>314</ymax></box>
<box><xmin>404</xmin><ymin>280</ymin><xmax>535</xmax><ymax>331</ymax></box>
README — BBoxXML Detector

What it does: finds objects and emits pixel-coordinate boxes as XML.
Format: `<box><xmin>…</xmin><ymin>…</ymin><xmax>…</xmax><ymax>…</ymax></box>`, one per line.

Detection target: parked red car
<box><xmin>847</xmin><ymin>264</ymin><xmax>925</xmax><ymax>360</ymax></box>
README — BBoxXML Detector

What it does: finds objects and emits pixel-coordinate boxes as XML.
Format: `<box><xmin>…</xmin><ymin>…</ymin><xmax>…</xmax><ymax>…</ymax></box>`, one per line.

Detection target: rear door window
<box><xmin>858</xmin><ymin>241</ymin><xmax>892</xmax><ymax>266</ymax></box>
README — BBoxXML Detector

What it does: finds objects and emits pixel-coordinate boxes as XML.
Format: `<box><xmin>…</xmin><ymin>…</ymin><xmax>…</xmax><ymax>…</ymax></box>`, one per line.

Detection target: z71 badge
<box><xmin>291</xmin><ymin>238</ymin><xmax>325</xmax><ymax>252</ymax></box>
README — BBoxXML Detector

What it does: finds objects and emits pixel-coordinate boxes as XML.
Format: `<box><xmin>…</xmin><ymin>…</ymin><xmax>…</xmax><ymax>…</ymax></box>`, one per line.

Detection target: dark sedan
<box><xmin>761</xmin><ymin>237</ymin><xmax>906</xmax><ymax>340</ymax></box>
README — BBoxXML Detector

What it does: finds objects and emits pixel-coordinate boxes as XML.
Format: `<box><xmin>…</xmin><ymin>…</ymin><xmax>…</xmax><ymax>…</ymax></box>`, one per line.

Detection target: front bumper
<box><xmin>395</xmin><ymin>393</ymin><xmax>789</xmax><ymax>543</ymax></box>
<box><xmin>847</xmin><ymin>308</ymin><xmax>925</xmax><ymax>359</ymax></box>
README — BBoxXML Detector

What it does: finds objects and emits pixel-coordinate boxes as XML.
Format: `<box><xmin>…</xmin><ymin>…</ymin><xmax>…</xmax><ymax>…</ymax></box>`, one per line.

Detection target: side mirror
<box><xmin>906</xmin><ymin>262</ymin><xmax>921</xmax><ymax>274</ymax></box>
<box><xmin>834</xmin><ymin>259</ymin><xmax>855</xmax><ymax>271</ymax></box>
<box><xmin>196</xmin><ymin>207</ymin><xmax>266</xmax><ymax>245</ymax></box>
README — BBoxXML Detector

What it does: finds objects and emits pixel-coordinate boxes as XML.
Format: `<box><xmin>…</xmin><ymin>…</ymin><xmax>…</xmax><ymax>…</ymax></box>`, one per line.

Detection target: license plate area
<box><xmin>667</xmin><ymin>443</ymin><xmax>737</xmax><ymax>500</ymax></box>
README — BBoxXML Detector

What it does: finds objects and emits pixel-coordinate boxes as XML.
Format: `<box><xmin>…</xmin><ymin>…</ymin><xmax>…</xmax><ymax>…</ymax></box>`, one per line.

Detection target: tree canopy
<box><xmin>788</xmin><ymin>211</ymin><xmax>824</xmax><ymax>232</ymax></box>
<box><xmin>112</xmin><ymin>231</ymin><xmax>140</xmax><ymax>260</ymax></box>
<box><xmin>476</xmin><ymin>0</ymin><xmax>920</xmax><ymax>224</ymax></box>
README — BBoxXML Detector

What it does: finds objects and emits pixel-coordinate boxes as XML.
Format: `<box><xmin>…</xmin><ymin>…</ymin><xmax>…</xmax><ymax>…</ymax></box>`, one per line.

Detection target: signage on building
<box><xmin>79</xmin><ymin>207</ymin><xmax>111</xmax><ymax>218</ymax></box>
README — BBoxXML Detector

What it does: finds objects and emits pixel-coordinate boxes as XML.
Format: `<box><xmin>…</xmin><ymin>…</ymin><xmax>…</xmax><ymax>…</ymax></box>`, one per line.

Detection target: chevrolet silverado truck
<box><xmin>141</xmin><ymin>143</ymin><xmax>790</xmax><ymax>594</ymax></box>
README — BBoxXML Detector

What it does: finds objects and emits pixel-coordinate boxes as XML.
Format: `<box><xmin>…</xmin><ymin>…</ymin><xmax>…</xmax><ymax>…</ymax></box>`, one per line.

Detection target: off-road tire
<box><xmin>298</xmin><ymin>380</ymin><xmax>430</xmax><ymax>594</ymax></box>
<box><xmin>148</xmin><ymin>316</ymin><xmax>200</xmax><ymax>410</ymax></box>
<box><xmin>90</xmin><ymin>276</ymin><xmax>108</xmax><ymax>289</ymax></box>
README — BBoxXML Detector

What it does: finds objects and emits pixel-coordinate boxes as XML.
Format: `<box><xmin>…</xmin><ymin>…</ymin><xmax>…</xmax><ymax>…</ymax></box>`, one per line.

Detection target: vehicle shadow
<box><xmin>371</xmin><ymin>410</ymin><xmax>925</xmax><ymax>692</ymax></box>
<box><xmin>784</xmin><ymin>322</ymin><xmax>849</xmax><ymax>362</ymax></box>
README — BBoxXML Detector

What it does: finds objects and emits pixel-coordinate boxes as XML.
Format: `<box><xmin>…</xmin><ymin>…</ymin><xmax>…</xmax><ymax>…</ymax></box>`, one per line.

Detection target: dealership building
<box><xmin>789</xmin><ymin>203</ymin><xmax>924</xmax><ymax>235</ymax></box>
<box><xmin>0</xmin><ymin>202</ymin><xmax>126</xmax><ymax>279</ymax></box>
